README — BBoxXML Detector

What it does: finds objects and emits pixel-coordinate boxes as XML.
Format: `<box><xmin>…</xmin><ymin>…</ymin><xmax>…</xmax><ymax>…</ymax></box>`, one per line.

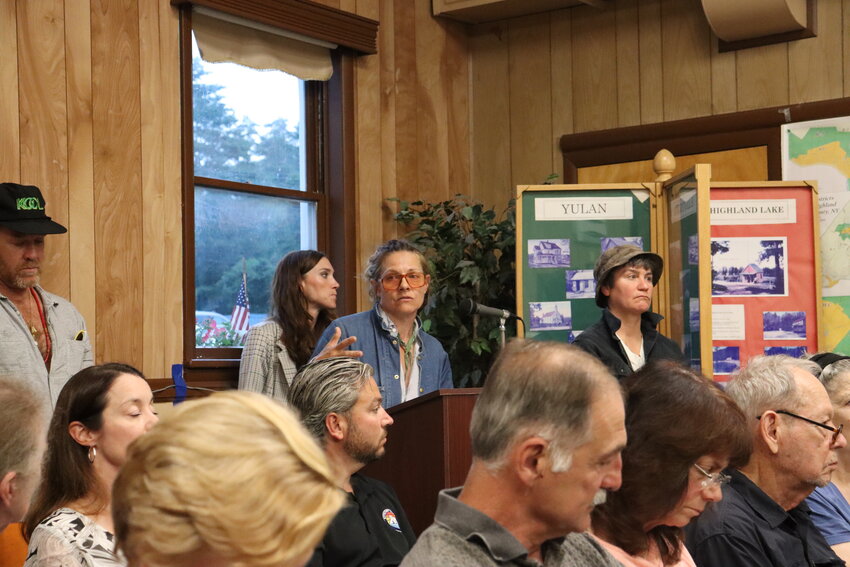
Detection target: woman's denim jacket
<box><xmin>313</xmin><ymin>307</ymin><xmax>453</xmax><ymax>408</ymax></box>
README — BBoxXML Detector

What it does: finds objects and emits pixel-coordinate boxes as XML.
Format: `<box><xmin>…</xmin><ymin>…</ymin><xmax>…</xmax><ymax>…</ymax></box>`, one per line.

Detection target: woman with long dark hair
<box><xmin>23</xmin><ymin>363</ymin><xmax>158</xmax><ymax>566</ymax></box>
<box><xmin>591</xmin><ymin>361</ymin><xmax>751</xmax><ymax>567</ymax></box>
<box><xmin>239</xmin><ymin>250</ymin><xmax>360</xmax><ymax>402</ymax></box>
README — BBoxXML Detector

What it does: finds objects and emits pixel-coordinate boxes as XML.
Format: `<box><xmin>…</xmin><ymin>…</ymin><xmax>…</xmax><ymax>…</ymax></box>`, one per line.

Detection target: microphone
<box><xmin>460</xmin><ymin>298</ymin><xmax>517</xmax><ymax>319</ymax></box>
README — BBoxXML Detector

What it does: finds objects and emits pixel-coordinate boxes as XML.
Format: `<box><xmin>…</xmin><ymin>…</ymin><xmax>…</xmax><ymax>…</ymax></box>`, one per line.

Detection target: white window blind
<box><xmin>192</xmin><ymin>8</ymin><xmax>335</xmax><ymax>81</ymax></box>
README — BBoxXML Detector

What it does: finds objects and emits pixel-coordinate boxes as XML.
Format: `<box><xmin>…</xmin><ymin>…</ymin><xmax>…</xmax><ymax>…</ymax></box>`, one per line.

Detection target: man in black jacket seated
<box><xmin>289</xmin><ymin>357</ymin><xmax>416</xmax><ymax>567</ymax></box>
<box><xmin>573</xmin><ymin>244</ymin><xmax>684</xmax><ymax>379</ymax></box>
<box><xmin>685</xmin><ymin>355</ymin><xmax>846</xmax><ymax>567</ymax></box>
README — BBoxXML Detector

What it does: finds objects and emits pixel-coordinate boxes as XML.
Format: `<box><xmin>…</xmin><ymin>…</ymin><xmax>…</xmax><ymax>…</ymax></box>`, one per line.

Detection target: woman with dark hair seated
<box><xmin>591</xmin><ymin>360</ymin><xmax>751</xmax><ymax>567</ymax></box>
<box><xmin>239</xmin><ymin>250</ymin><xmax>361</xmax><ymax>402</ymax></box>
<box><xmin>23</xmin><ymin>363</ymin><xmax>158</xmax><ymax>567</ymax></box>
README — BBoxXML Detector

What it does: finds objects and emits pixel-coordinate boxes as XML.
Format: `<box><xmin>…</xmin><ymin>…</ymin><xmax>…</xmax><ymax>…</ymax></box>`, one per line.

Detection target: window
<box><xmin>191</xmin><ymin>37</ymin><xmax>317</xmax><ymax>349</ymax></box>
<box><xmin>175</xmin><ymin>2</ymin><xmax>377</xmax><ymax>385</ymax></box>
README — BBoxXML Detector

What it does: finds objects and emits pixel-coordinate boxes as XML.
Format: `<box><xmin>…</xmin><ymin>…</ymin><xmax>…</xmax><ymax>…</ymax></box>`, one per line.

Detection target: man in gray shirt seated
<box><xmin>401</xmin><ymin>339</ymin><xmax>627</xmax><ymax>567</ymax></box>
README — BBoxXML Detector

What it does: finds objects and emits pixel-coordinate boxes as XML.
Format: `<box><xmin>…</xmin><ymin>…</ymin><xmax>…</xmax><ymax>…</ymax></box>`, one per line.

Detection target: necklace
<box><xmin>398</xmin><ymin>333</ymin><xmax>417</xmax><ymax>388</ymax></box>
<box><xmin>26</xmin><ymin>288</ymin><xmax>51</xmax><ymax>363</ymax></box>
<box><xmin>26</xmin><ymin>290</ymin><xmax>42</xmax><ymax>340</ymax></box>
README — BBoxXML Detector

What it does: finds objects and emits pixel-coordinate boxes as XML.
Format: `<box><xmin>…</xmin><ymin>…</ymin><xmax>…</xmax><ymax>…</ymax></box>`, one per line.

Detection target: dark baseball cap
<box><xmin>0</xmin><ymin>183</ymin><xmax>67</xmax><ymax>234</ymax></box>
<box><xmin>593</xmin><ymin>244</ymin><xmax>663</xmax><ymax>308</ymax></box>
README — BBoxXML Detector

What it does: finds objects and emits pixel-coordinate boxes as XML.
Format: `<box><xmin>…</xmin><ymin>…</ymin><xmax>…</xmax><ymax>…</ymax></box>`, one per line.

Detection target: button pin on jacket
<box><xmin>382</xmin><ymin>509</ymin><xmax>401</xmax><ymax>532</ymax></box>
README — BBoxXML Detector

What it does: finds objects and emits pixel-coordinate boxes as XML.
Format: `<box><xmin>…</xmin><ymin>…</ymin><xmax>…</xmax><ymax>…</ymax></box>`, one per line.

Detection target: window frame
<box><xmin>175</xmin><ymin>4</ymin><xmax>369</xmax><ymax>389</ymax></box>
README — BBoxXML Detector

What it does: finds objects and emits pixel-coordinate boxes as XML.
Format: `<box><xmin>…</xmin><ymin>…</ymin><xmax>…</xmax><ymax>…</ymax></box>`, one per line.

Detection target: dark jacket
<box><xmin>307</xmin><ymin>474</ymin><xmax>416</xmax><ymax>567</ymax></box>
<box><xmin>685</xmin><ymin>469</ymin><xmax>844</xmax><ymax>567</ymax></box>
<box><xmin>572</xmin><ymin>309</ymin><xmax>684</xmax><ymax>379</ymax></box>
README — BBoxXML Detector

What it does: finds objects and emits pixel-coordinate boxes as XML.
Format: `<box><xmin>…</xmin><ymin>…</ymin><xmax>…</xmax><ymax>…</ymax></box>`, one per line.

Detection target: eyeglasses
<box><xmin>758</xmin><ymin>409</ymin><xmax>844</xmax><ymax>445</ymax></box>
<box><xmin>379</xmin><ymin>271</ymin><xmax>427</xmax><ymax>290</ymax></box>
<box><xmin>693</xmin><ymin>463</ymin><xmax>731</xmax><ymax>490</ymax></box>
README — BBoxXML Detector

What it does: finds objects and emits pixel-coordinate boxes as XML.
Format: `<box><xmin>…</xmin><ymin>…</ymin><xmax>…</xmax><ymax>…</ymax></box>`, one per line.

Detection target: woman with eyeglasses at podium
<box><xmin>313</xmin><ymin>239</ymin><xmax>453</xmax><ymax>409</ymax></box>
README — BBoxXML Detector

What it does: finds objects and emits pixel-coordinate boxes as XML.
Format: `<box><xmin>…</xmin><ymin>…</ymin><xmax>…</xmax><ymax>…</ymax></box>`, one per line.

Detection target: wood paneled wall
<box><xmin>469</xmin><ymin>0</ymin><xmax>850</xmax><ymax>207</ymax></box>
<box><xmin>314</xmin><ymin>0</ymin><xmax>472</xmax><ymax>300</ymax></box>
<box><xmin>3</xmin><ymin>0</ymin><xmax>847</xmax><ymax>377</ymax></box>
<box><xmin>0</xmin><ymin>0</ymin><xmax>182</xmax><ymax>378</ymax></box>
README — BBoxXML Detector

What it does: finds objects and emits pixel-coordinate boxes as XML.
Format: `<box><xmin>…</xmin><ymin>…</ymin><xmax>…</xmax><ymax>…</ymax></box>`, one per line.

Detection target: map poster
<box><xmin>782</xmin><ymin>117</ymin><xmax>850</xmax><ymax>353</ymax></box>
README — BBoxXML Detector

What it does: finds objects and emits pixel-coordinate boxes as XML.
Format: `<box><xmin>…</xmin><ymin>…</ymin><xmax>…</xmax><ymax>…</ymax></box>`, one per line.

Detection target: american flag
<box><xmin>230</xmin><ymin>275</ymin><xmax>251</xmax><ymax>333</ymax></box>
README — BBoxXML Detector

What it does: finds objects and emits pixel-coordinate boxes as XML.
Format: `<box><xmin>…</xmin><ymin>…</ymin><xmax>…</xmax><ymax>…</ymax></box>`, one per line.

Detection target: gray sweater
<box><xmin>400</xmin><ymin>488</ymin><xmax>622</xmax><ymax>567</ymax></box>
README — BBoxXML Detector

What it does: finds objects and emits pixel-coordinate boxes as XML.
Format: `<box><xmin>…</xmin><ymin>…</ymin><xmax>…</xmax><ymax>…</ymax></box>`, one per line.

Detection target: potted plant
<box><xmin>391</xmin><ymin>195</ymin><xmax>516</xmax><ymax>387</ymax></box>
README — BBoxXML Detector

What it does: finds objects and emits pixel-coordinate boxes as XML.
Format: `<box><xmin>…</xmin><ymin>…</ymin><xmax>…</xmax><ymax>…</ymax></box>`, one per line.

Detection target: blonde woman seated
<box><xmin>112</xmin><ymin>390</ymin><xmax>344</xmax><ymax>567</ymax></box>
<box><xmin>591</xmin><ymin>361</ymin><xmax>751</xmax><ymax>567</ymax></box>
<box><xmin>23</xmin><ymin>364</ymin><xmax>159</xmax><ymax>567</ymax></box>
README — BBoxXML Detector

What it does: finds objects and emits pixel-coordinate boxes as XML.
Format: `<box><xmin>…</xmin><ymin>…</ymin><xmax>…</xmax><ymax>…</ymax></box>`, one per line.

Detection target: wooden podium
<box><xmin>362</xmin><ymin>388</ymin><xmax>480</xmax><ymax>534</ymax></box>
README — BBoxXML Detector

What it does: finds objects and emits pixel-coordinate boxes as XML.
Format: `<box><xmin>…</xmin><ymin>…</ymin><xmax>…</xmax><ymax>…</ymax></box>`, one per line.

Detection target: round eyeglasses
<box><xmin>693</xmin><ymin>463</ymin><xmax>731</xmax><ymax>490</ymax></box>
<box><xmin>380</xmin><ymin>271</ymin><xmax>427</xmax><ymax>290</ymax></box>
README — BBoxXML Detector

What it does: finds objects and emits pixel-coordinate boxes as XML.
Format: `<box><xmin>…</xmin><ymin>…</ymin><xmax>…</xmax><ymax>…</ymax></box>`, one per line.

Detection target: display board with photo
<box><xmin>527</xmin><ymin>239</ymin><xmax>571</xmax><ymax>268</ymax></box>
<box><xmin>765</xmin><ymin>345</ymin><xmax>808</xmax><ymax>358</ymax></box>
<box><xmin>566</xmin><ymin>270</ymin><xmax>595</xmax><ymax>299</ymax></box>
<box><xmin>763</xmin><ymin>311</ymin><xmax>806</xmax><ymax>340</ymax></box>
<box><xmin>528</xmin><ymin>301</ymin><xmax>572</xmax><ymax>332</ymax></box>
<box><xmin>711</xmin><ymin>237</ymin><xmax>788</xmax><ymax>297</ymax></box>
<box><xmin>710</xmin><ymin>185</ymin><xmax>821</xmax><ymax>371</ymax></box>
<box><xmin>517</xmin><ymin>185</ymin><xmax>655</xmax><ymax>341</ymax></box>
<box><xmin>713</xmin><ymin>346</ymin><xmax>741</xmax><ymax>375</ymax></box>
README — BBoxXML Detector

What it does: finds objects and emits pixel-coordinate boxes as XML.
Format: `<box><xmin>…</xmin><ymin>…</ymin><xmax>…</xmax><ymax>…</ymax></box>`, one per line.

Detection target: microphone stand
<box><xmin>498</xmin><ymin>315</ymin><xmax>507</xmax><ymax>348</ymax></box>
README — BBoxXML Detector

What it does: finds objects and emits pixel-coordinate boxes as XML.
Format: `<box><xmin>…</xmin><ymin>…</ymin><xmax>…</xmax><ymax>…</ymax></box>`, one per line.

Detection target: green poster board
<box><xmin>662</xmin><ymin>166</ymin><xmax>710</xmax><ymax>373</ymax></box>
<box><xmin>516</xmin><ymin>184</ymin><xmax>658</xmax><ymax>341</ymax></box>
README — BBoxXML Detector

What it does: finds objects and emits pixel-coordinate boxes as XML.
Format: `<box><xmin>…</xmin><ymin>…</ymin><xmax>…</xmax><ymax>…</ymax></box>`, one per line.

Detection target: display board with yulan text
<box><xmin>517</xmin><ymin>160</ymin><xmax>821</xmax><ymax>381</ymax></box>
<box><xmin>515</xmin><ymin>183</ymin><xmax>663</xmax><ymax>343</ymax></box>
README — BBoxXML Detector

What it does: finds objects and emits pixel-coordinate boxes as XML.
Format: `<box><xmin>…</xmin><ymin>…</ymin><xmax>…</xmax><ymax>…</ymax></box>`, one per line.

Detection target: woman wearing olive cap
<box><xmin>573</xmin><ymin>244</ymin><xmax>684</xmax><ymax>380</ymax></box>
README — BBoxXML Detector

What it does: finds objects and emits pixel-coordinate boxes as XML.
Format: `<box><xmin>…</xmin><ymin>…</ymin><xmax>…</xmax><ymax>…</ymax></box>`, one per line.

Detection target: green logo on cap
<box><xmin>16</xmin><ymin>197</ymin><xmax>44</xmax><ymax>211</ymax></box>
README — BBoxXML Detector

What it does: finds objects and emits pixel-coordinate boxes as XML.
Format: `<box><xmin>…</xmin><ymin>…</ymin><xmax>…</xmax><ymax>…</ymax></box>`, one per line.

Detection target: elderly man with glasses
<box><xmin>685</xmin><ymin>355</ymin><xmax>847</xmax><ymax>567</ymax></box>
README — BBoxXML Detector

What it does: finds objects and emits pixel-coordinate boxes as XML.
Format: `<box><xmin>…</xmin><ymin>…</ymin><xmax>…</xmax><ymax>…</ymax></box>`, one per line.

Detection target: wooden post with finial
<box><xmin>653</xmin><ymin>149</ymin><xmax>676</xmax><ymax>182</ymax></box>
<box><xmin>652</xmin><ymin>149</ymin><xmax>675</xmax><ymax>339</ymax></box>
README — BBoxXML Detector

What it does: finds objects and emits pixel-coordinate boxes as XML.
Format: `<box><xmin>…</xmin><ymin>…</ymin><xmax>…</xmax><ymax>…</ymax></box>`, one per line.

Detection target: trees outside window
<box><xmin>187</xmin><ymin>37</ymin><xmax>322</xmax><ymax>352</ymax></box>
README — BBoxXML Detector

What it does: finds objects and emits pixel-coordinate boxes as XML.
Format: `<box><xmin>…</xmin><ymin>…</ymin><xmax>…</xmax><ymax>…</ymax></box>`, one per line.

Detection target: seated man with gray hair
<box><xmin>685</xmin><ymin>355</ymin><xmax>846</xmax><ymax>567</ymax></box>
<box><xmin>288</xmin><ymin>358</ymin><xmax>416</xmax><ymax>567</ymax></box>
<box><xmin>401</xmin><ymin>339</ymin><xmax>627</xmax><ymax>567</ymax></box>
<box><xmin>0</xmin><ymin>376</ymin><xmax>47</xmax><ymax>532</ymax></box>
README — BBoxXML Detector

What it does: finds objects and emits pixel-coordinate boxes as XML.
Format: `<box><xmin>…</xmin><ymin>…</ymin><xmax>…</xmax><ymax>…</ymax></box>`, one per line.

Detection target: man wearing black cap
<box><xmin>0</xmin><ymin>182</ymin><xmax>92</xmax><ymax>407</ymax></box>
<box><xmin>573</xmin><ymin>244</ymin><xmax>683</xmax><ymax>380</ymax></box>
